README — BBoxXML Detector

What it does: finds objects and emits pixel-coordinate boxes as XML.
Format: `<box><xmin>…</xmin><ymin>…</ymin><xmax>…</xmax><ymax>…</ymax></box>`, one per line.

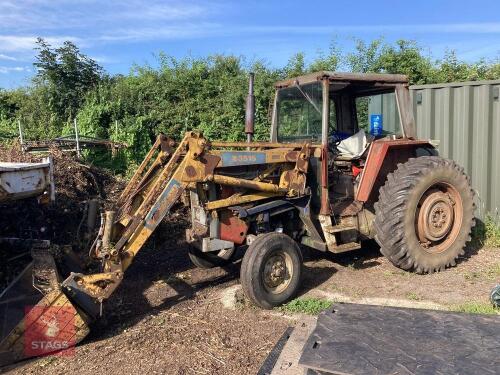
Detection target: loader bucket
<box><xmin>0</xmin><ymin>261</ymin><xmax>91</xmax><ymax>366</ymax></box>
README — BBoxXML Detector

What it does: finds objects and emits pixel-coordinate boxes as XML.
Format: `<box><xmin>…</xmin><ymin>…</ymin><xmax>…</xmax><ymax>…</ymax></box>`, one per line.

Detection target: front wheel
<box><xmin>374</xmin><ymin>156</ymin><xmax>475</xmax><ymax>273</ymax></box>
<box><xmin>240</xmin><ymin>232</ymin><xmax>302</xmax><ymax>309</ymax></box>
<box><xmin>188</xmin><ymin>245</ymin><xmax>234</xmax><ymax>269</ymax></box>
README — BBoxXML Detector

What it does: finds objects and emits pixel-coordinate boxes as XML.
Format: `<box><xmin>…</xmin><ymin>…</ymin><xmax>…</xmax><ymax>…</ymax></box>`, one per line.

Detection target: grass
<box><xmin>463</xmin><ymin>263</ymin><xmax>500</xmax><ymax>281</ymax></box>
<box><xmin>486</xmin><ymin>263</ymin><xmax>500</xmax><ymax>279</ymax></box>
<box><xmin>473</xmin><ymin>215</ymin><xmax>500</xmax><ymax>248</ymax></box>
<box><xmin>383</xmin><ymin>269</ymin><xmax>414</xmax><ymax>278</ymax></box>
<box><xmin>278</xmin><ymin>298</ymin><xmax>333</xmax><ymax>315</ymax></box>
<box><xmin>451</xmin><ymin>302</ymin><xmax>499</xmax><ymax>315</ymax></box>
<box><xmin>485</xmin><ymin>216</ymin><xmax>500</xmax><ymax>247</ymax></box>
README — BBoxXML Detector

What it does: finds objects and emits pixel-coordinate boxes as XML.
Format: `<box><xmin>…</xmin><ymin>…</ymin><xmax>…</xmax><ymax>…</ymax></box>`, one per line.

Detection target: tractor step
<box><xmin>328</xmin><ymin>241</ymin><xmax>361</xmax><ymax>253</ymax></box>
<box><xmin>324</xmin><ymin>224</ymin><xmax>357</xmax><ymax>233</ymax></box>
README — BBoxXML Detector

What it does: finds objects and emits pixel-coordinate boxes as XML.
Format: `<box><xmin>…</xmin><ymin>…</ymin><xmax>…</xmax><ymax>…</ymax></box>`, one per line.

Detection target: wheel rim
<box><xmin>415</xmin><ymin>183</ymin><xmax>463</xmax><ymax>254</ymax></box>
<box><xmin>262</xmin><ymin>250</ymin><xmax>293</xmax><ymax>294</ymax></box>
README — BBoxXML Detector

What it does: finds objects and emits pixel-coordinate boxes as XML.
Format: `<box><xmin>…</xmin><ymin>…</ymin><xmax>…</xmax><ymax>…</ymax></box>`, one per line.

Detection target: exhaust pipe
<box><xmin>245</xmin><ymin>72</ymin><xmax>255</xmax><ymax>144</ymax></box>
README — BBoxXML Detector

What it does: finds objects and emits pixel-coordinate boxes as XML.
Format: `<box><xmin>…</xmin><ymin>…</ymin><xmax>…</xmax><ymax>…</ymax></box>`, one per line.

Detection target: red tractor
<box><xmin>185</xmin><ymin>71</ymin><xmax>475</xmax><ymax>308</ymax></box>
<box><xmin>0</xmin><ymin>72</ymin><xmax>475</xmax><ymax>364</ymax></box>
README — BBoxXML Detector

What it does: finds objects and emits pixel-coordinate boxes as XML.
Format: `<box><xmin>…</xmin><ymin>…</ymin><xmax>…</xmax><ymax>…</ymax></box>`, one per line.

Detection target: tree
<box><xmin>284</xmin><ymin>53</ymin><xmax>306</xmax><ymax>78</ymax></box>
<box><xmin>346</xmin><ymin>38</ymin><xmax>383</xmax><ymax>73</ymax></box>
<box><xmin>33</xmin><ymin>38</ymin><xmax>103</xmax><ymax>121</ymax></box>
<box><xmin>375</xmin><ymin>40</ymin><xmax>435</xmax><ymax>85</ymax></box>
<box><xmin>1</xmin><ymin>37</ymin><xmax>499</xmax><ymax>174</ymax></box>
<box><xmin>308</xmin><ymin>41</ymin><xmax>341</xmax><ymax>72</ymax></box>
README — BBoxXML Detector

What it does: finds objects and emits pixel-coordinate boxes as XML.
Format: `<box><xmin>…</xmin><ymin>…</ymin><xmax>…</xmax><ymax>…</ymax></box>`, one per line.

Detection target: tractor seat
<box><xmin>335</xmin><ymin>130</ymin><xmax>373</xmax><ymax>160</ymax></box>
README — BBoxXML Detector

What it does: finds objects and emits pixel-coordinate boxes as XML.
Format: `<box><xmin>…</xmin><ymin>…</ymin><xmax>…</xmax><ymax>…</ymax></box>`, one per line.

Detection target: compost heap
<box><xmin>0</xmin><ymin>142</ymin><xmax>124</xmax><ymax>291</ymax></box>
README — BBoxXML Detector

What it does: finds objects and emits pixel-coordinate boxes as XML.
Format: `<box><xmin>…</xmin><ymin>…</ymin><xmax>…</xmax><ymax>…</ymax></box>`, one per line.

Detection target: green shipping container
<box><xmin>369</xmin><ymin>79</ymin><xmax>500</xmax><ymax>219</ymax></box>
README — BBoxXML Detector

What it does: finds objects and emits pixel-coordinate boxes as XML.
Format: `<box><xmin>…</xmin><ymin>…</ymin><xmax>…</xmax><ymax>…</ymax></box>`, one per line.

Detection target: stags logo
<box><xmin>24</xmin><ymin>305</ymin><xmax>76</xmax><ymax>357</ymax></box>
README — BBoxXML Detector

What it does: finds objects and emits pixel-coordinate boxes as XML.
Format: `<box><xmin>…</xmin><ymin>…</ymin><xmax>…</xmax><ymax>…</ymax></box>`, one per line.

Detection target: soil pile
<box><xmin>0</xmin><ymin>142</ymin><xmax>124</xmax><ymax>290</ymax></box>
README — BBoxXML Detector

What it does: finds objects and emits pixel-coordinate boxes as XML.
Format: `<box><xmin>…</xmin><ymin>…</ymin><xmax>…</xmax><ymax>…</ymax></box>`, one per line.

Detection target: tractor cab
<box><xmin>270</xmin><ymin>72</ymin><xmax>425</xmax><ymax>215</ymax></box>
<box><xmin>271</xmin><ymin>71</ymin><xmax>416</xmax><ymax>146</ymax></box>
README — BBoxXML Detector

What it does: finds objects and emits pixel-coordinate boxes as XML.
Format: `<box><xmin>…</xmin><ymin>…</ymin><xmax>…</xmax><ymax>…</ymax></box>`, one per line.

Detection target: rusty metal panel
<box><xmin>369</xmin><ymin>79</ymin><xmax>500</xmax><ymax>219</ymax></box>
<box><xmin>275</xmin><ymin>71</ymin><xmax>408</xmax><ymax>88</ymax></box>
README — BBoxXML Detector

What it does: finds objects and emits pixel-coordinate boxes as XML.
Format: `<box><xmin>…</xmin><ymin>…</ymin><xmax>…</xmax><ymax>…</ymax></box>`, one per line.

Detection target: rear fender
<box><xmin>356</xmin><ymin>139</ymin><xmax>436</xmax><ymax>203</ymax></box>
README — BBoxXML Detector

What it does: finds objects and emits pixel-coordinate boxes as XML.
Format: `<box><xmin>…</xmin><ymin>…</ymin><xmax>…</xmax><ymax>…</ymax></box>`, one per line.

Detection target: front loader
<box><xmin>0</xmin><ymin>72</ymin><xmax>475</xmax><ymax>365</ymax></box>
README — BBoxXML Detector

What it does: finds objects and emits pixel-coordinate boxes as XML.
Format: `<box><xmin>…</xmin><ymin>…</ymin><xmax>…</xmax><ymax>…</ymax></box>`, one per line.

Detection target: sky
<box><xmin>0</xmin><ymin>0</ymin><xmax>499</xmax><ymax>88</ymax></box>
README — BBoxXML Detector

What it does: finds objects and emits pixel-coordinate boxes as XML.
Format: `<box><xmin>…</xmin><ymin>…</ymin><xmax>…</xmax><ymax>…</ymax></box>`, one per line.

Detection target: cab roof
<box><xmin>274</xmin><ymin>71</ymin><xmax>409</xmax><ymax>88</ymax></box>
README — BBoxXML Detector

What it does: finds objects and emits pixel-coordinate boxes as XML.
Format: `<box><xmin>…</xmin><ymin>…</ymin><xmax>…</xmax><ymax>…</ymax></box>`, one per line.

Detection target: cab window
<box><xmin>277</xmin><ymin>82</ymin><xmax>322</xmax><ymax>143</ymax></box>
<box><xmin>356</xmin><ymin>93</ymin><xmax>402</xmax><ymax>137</ymax></box>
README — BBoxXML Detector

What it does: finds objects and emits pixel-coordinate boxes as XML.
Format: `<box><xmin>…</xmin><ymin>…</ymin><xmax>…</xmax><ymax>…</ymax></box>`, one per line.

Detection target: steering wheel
<box><xmin>328</xmin><ymin>131</ymin><xmax>342</xmax><ymax>154</ymax></box>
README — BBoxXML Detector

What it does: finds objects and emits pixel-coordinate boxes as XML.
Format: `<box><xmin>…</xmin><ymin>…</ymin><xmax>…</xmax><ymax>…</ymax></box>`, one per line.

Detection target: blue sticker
<box><xmin>220</xmin><ymin>151</ymin><xmax>266</xmax><ymax>166</ymax></box>
<box><xmin>370</xmin><ymin>114</ymin><xmax>383</xmax><ymax>136</ymax></box>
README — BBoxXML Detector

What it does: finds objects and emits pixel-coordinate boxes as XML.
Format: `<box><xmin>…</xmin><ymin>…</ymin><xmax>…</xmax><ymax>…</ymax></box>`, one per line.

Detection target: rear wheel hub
<box><xmin>416</xmin><ymin>184</ymin><xmax>462</xmax><ymax>254</ymax></box>
<box><xmin>419</xmin><ymin>190</ymin><xmax>454</xmax><ymax>241</ymax></box>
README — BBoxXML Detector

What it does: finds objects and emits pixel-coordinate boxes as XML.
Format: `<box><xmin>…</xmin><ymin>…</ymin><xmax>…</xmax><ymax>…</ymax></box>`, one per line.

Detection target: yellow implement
<box><xmin>0</xmin><ymin>290</ymin><xmax>89</xmax><ymax>365</ymax></box>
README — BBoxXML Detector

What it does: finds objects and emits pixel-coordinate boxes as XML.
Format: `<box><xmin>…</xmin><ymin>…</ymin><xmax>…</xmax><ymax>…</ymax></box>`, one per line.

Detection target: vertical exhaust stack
<box><xmin>245</xmin><ymin>72</ymin><xmax>255</xmax><ymax>143</ymax></box>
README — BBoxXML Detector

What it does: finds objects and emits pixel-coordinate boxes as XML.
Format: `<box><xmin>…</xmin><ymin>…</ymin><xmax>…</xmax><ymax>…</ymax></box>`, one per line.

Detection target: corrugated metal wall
<box><xmin>369</xmin><ymin>79</ymin><xmax>500</xmax><ymax>219</ymax></box>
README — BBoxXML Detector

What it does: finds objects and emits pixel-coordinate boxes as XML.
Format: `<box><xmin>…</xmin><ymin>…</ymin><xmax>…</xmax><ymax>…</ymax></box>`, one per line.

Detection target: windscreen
<box><xmin>277</xmin><ymin>82</ymin><xmax>323</xmax><ymax>143</ymax></box>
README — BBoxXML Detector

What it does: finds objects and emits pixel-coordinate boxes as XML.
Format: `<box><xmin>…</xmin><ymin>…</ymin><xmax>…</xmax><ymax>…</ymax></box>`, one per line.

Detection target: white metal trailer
<box><xmin>0</xmin><ymin>157</ymin><xmax>55</xmax><ymax>203</ymax></box>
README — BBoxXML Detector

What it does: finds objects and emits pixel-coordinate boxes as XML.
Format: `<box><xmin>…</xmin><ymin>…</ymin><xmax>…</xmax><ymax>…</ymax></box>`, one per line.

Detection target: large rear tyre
<box><xmin>240</xmin><ymin>233</ymin><xmax>302</xmax><ymax>309</ymax></box>
<box><xmin>374</xmin><ymin>156</ymin><xmax>474</xmax><ymax>273</ymax></box>
<box><xmin>187</xmin><ymin>245</ymin><xmax>234</xmax><ymax>269</ymax></box>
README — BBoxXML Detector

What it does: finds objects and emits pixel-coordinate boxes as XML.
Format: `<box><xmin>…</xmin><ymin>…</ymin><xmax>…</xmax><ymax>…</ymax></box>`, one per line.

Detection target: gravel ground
<box><xmin>302</xmin><ymin>241</ymin><xmax>500</xmax><ymax>306</ymax></box>
<box><xmin>2</xmin><ymin>143</ymin><xmax>498</xmax><ymax>375</ymax></box>
<box><xmin>3</xmin><ymin>213</ymin><xmax>290</xmax><ymax>375</ymax></box>
<box><xmin>3</xmin><ymin>213</ymin><xmax>499</xmax><ymax>374</ymax></box>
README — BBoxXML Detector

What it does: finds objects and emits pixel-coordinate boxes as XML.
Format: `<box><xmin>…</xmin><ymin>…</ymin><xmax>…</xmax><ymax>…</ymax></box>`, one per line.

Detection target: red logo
<box><xmin>24</xmin><ymin>305</ymin><xmax>76</xmax><ymax>357</ymax></box>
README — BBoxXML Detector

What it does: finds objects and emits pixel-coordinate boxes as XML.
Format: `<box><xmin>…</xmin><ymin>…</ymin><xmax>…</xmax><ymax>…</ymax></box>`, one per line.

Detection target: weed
<box><xmin>451</xmin><ymin>302</ymin><xmax>499</xmax><ymax>315</ymax></box>
<box><xmin>38</xmin><ymin>356</ymin><xmax>57</xmax><ymax>368</ymax></box>
<box><xmin>463</xmin><ymin>271</ymin><xmax>481</xmax><ymax>281</ymax></box>
<box><xmin>486</xmin><ymin>263</ymin><xmax>500</xmax><ymax>280</ymax></box>
<box><xmin>154</xmin><ymin>317</ymin><xmax>166</xmax><ymax>326</ymax></box>
<box><xmin>352</xmin><ymin>288</ymin><xmax>365</xmax><ymax>299</ymax></box>
<box><xmin>278</xmin><ymin>298</ymin><xmax>333</xmax><ymax>315</ymax></box>
<box><xmin>473</xmin><ymin>215</ymin><xmax>500</xmax><ymax>248</ymax></box>
<box><xmin>406</xmin><ymin>292</ymin><xmax>421</xmax><ymax>301</ymax></box>
<box><xmin>485</xmin><ymin>216</ymin><xmax>500</xmax><ymax>247</ymax></box>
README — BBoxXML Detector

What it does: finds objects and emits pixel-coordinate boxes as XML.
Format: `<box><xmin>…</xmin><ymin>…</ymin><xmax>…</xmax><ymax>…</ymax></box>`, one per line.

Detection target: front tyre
<box><xmin>188</xmin><ymin>245</ymin><xmax>234</xmax><ymax>269</ymax></box>
<box><xmin>240</xmin><ymin>233</ymin><xmax>302</xmax><ymax>309</ymax></box>
<box><xmin>374</xmin><ymin>156</ymin><xmax>475</xmax><ymax>273</ymax></box>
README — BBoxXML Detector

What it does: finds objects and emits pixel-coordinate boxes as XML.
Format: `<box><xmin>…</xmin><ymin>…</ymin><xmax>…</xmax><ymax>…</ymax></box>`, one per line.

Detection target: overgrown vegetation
<box><xmin>278</xmin><ymin>298</ymin><xmax>333</xmax><ymax>315</ymax></box>
<box><xmin>1</xmin><ymin>38</ymin><xmax>499</xmax><ymax>174</ymax></box>
<box><xmin>472</xmin><ymin>215</ymin><xmax>500</xmax><ymax>248</ymax></box>
<box><xmin>484</xmin><ymin>216</ymin><xmax>500</xmax><ymax>247</ymax></box>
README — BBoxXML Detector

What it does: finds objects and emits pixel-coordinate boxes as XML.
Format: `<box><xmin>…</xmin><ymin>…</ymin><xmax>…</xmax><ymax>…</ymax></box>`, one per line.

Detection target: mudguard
<box><xmin>356</xmin><ymin>138</ymin><xmax>435</xmax><ymax>203</ymax></box>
